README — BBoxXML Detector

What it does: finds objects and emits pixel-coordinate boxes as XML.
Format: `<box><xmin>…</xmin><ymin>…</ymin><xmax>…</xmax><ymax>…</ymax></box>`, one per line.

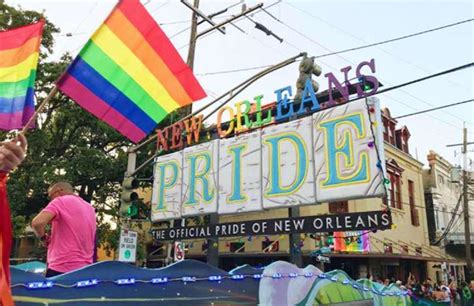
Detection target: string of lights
<box><xmin>11</xmin><ymin>271</ymin><xmax>410</xmax><ymax>298</ymax></box>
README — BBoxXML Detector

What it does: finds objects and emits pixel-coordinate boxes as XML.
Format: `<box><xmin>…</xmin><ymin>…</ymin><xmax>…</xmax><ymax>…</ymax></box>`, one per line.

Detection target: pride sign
<box><xmin>151</xmin><ymin>98</ymin><xmax>386</xmax><ymax>221</ymax></box>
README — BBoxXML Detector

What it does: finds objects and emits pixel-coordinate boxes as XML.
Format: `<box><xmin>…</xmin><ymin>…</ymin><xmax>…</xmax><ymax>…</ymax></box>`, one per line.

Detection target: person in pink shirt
<box><xmin>31</xmin><ymin>182</ymin><xmax>96</xmax><ymax>277</ymax></box>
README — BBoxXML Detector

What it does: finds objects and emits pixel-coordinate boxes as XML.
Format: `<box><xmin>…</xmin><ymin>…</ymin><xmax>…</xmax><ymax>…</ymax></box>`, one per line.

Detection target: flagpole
<box><xmin>20</xmin><ymin>85</ymin><xmax>59</xmax><ymax>135</ymax></box>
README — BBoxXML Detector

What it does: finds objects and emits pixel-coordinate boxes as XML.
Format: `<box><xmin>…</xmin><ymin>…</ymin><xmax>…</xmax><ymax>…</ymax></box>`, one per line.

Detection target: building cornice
<box><xmin>384</xmin><ymin>142</ymin><xmax>424</xmax><ymax>168</ymax></box>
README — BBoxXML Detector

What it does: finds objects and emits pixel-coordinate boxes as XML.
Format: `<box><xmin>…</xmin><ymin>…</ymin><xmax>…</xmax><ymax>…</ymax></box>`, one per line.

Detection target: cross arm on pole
<box><xmin>196</xmin><ymin>3</ymin><xmax>264</xmax><ymax>39</ymax></box>
<box><xmin>180</xmin><ymin>0</ymin><xmax>226</xmax><ymax>34</ymax></box>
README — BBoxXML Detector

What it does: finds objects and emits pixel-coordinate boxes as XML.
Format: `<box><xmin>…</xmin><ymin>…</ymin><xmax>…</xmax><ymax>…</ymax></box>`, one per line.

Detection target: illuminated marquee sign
<box><xmin>151</xmin><ymin>97</ymin><xmax>386</xmax><ymax>221</ymax></box>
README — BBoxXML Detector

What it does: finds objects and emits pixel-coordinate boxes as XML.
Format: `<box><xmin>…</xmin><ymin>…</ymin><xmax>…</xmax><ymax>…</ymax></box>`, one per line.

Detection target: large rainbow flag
<box><xmin>57</xmin><ymin>0</ymin><xmax>206</xmax><ymax>143</ymax></box>
<box><xmin>333</xmin><ymin>231</ymin><xmax>370</xmax><ymax>252</ymax></box>
<box><xmin>0</xmin><ymin>21</ymin><xmax>43</xmax><ymax>130</ymax></box>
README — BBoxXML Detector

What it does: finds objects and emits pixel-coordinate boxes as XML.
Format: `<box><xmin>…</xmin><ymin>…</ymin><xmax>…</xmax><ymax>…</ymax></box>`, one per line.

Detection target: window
<box><xmin>230</xmin><ymin>242</ymin><xmax>245</xmax><ymax>253</ymax></box>
<box><xmin>408</xmin><ymin>180</ymin><xmax>419</xmax><ymax>226</ymax></box>
<box><xmin>386</xmin><ymin>174</ymin><xmax>402</xmax><ymax>209</ymax></box>
<box><xmin>401</xmin><ymin>245</ymin><xmax>409</xmax><ymax>255</ymax></box>
<box><xmin>329</xmin><ymin>201</ymin><xmax>349</xmax><ymax>213</ymax></box>
<box><xmin>411</xmin><ymin>209</ymin><xmax>420</xmax><ymax>226</ymax></box>
<box><xmin>438</xmin><ymin>175</ymin><xmax>444</xmax><ymax>186</ymax></box>
<box><xmin>415</xmin><ymin>247</ymin><xmax>422</xmax><ymax>256</ymax></box>
<box><xmin>383</xmin><ymin>122</ymin><xmax>389</xmax><ymax>142</ymax></box>
<box><xmin>408</xmin><ymin>180</ymin><xmax>415</xmax><ymax>207</ymax></box>
<box><xmin>262</xmin><ymin>240</ymin><xmax>279</xmax><ymax>252</ymax></box>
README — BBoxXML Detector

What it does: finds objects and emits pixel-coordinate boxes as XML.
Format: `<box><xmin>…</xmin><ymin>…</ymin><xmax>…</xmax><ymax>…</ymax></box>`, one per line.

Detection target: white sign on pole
<box><xmin>118</xmin><ymin>229</ymin><xmax>137</xmax><ymax>263</ymax></box>
<box><xmin>174</xmin><ymin>241</ymin><xmax>185</xmax><ymax>262</ymax></box>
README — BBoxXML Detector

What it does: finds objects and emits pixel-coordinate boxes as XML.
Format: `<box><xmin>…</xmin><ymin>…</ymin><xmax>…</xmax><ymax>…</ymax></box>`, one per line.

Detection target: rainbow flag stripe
<box><xmin>333</xmin><ymin>231</ymin><xmax>370</xmax><ymax>252</ymax></box>
<box><xmin>57</xmin><ymin>0</ymin><xmax>206</xmax><ymax>143</ymax></box>
<box><xmin>0</xmin><ymin>21</ymin><xmax>43</xmax><ymax>130</ymax></box>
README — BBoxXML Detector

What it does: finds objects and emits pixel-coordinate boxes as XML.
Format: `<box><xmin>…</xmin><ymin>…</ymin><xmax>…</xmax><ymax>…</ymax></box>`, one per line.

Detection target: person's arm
<box><xmin>31</xmin><ymin>211</ymin><xmax>55</xmax><ymax>238</ymax></box>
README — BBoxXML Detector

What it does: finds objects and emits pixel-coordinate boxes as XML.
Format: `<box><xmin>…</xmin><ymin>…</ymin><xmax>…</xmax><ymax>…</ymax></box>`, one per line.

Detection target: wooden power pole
<box><xmin>462</xmin><ymin>126</ymin><xmax>472</xmax><ymax>280</ymax></box>
<box><xmin>447</xmin><ymin>125</ymin><xmax>472</xmax><ymax>281</ymax></box>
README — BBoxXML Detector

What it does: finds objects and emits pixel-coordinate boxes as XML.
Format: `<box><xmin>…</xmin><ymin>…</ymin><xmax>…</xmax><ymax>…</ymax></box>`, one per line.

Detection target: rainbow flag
<box><xmin>0</xmin><ymin>21</ymin><xmax>43</xmax><ymax>130</ymax></box>
<box><xmin>57</xmin><ymin>0</ymin><xmax>206</xmax><ymax>143</ymax></box>
<box><xmin>333</xmin><ymin>231</ymin><xmax>370</xmax><ymax>252</ymax></box>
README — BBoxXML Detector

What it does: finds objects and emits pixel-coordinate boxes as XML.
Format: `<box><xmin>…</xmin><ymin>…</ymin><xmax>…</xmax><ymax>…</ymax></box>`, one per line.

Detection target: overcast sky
<box><xmin>7</xmin><ymin>0</ymin><xmax>474</xmax><ymax>168</ymax></box>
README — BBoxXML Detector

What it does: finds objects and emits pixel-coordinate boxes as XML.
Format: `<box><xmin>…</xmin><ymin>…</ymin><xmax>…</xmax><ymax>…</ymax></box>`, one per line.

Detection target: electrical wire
<box><xmin>277</xmin><ymin>2</ymin><xmax>474</xmax><ymax>127</ymax></box>
<box><xmin>283</xmin><ymin>2</ymin><xmax>472</xmax><ymax>89</ymax></box>
<box><xmin>393</xmin><ymin>99</ymin><xmax>474</xmax><ymax>119</ymax></box>
<box><xmin>253</xmin><ymin>5</ymin><xmax>472</xmax><ymax>131</ymax></box>
<box><xmin>432</xmin><ymin>194</ymin><xmax>462</xmax><ymax>245</ymax></box>
<box><xmin>196</xmin><ymin>17</ymin><xmax>474</xmax><ymax>76</ymax></box>
<box><xmin>170</xmin><ymin>0</ymin><xmax>281</xmax><ymax>40</ymax></box>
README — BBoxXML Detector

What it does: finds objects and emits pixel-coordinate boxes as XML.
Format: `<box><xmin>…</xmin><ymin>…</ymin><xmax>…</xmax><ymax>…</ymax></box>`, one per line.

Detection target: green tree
<box><xmin>1</xmin><ymin>2</ymin><xmax>159</xmax><ymax>260</ymax></box>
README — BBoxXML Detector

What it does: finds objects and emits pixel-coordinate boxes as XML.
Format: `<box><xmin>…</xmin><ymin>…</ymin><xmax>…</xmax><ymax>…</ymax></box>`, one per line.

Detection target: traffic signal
<box><xmin>120</xmin><ymin>177</ymin><xmax>139</xmax><ymax>217</ymax></box>
<box><xmin>358</xmin><ymin>75</ymin><xmax>371</xmax><ymax>91</ymax></box>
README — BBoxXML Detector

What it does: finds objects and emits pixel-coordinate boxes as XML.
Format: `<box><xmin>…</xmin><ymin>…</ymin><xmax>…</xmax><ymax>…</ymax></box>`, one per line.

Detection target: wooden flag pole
<box><xmin>0</xmin><ymin>85</ymin><xmax>58</xmax><ymax>170</ymax></box>
<box><xmin>20</xmin><ymin>85</ymin><xmax>59</xmax><ymax>135</ymax></box>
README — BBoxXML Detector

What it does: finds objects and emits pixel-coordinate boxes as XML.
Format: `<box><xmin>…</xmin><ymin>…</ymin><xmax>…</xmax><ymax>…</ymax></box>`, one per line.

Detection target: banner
<box><xmin>333</xmin><ymin>231</ymin><xmax>370</xmax><ymax>252</ymax></box>
<box><xmin>152</xmin><ymin>210</ymin><xmax>391</xmax><ymax>241</ymax></box>
<box><xmin>151</xmin><ymin>98</ymin><xmax>386</xmax><ymax>221</ymax></box>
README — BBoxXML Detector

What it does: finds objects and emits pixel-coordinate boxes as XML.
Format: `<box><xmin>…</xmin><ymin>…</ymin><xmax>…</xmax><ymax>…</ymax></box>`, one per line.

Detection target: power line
<box><xmin>255</xmin><ymin>5</ymin><xmax>473</xmax><ymax>131</ymax></box>
<box><xmin>171</xmin><ymin>0</ymin><xmax>281</xmax><ymax>41</ymax></box>
<box><xmin>282</xmin><ymin>2</ymin><xmax>473</xmax><ymax>127</ymax></box>
<box><xmin>394</xmin><ymin>99</ymin><xmax>474</xmax><ymax>119</ymax></box>
<box><xmin>196</xmin><ymin>18</ymin><xmax>474</xmax><ymax>76</ymax></box>
<box><xmin>283</xmin><ymin>1</ymin><xmax>472</xmax><ymax>91</ymax></box>
<box><xmin>432</xmin><ymin>195</ymin><xmax>463</xmax><ymax>245</ymax></box>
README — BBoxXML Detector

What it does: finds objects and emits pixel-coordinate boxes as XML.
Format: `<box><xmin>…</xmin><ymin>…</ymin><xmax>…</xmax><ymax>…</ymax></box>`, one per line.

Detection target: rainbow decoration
<box><xmin>333</xmin><ymin>231</ymin><xmax>370</xmax><ymax>252</ymax></box>
<box><xmin>0</xmin><ymin>21</ymin><xmax>43</xmax><ymax>130</ymax></box>
<box><xmin>57</xmin><ymin>0</ymin><xmax>206</xmax><ymax>143</ymax></box>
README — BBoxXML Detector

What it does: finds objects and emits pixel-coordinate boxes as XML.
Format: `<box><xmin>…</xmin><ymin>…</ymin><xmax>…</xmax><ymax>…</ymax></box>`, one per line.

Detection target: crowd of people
<box><xmin>374</xmin><ymin>273</ymin><xmax>473</xmax><ymax>305</ymax></box>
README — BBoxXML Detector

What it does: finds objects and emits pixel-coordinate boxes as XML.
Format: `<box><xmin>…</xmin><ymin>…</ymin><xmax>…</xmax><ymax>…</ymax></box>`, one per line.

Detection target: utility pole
<box><xmin>179</xmin><ymin>0</ymin><xmax>263</xmax><ymax>268</ymax></box>
<box><xmin>462</xmin><ymin>126</ymin><xmax>472</xmax><ymax>281</ymax></box>
<box><xmin>447</xmin><ymin>125</ymin><xmax>472</xmax><ymax>281</ymax></box>
<box><xmin>289</xmin><ymin>207</ymin><xmax>303</xmax><ymax>267</ymax></box>
<box><xmin>186</xmin><ymin>0</ymin><xmax>200</xmax><ymax>70</ymax></box>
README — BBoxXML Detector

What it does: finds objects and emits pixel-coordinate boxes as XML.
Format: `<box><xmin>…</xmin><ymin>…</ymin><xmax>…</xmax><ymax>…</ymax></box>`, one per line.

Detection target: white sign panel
<box><xmin>313</xmin><ymin>98</ymin><xmax>385</xmax><ymax>202</ymax></box>
<box><xmin>118</xmin><ymin>229</ymin><xmax>137</xmax><ymax>262</ymax></box>
<box><xmin>151</xmin><ymin>151</ymin><xmax>183</xmax><ymax>221</ymax></box>
<box><xmin>151</xmin><ymin>98</ymin><xmax>386</xmax><ymax>220</ymax></box>
<box><xmin>218</xmin><ymin>131</ymin><xmax>262</xmax><ymax>214</ymax></box>
<box><xmin>182</xmin><ymin>141</ymin><xmax>219</xmax><ymax>216</ymax></box>
<box><xmin>262</xmin><ymin>117</ymin><xmax>316</xmax><ymax>209</ymax></box>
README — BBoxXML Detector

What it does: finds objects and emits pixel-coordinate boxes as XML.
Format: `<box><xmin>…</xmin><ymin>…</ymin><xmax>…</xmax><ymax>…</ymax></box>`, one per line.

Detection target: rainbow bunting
<box><xmin>57</xmin><ymin>0</ymin><xmax>206</xmax><ymax>143</ymax></box>
<box><xmin>333</xmin><ymin>231</ymin><xmax>370</xmax><ymax>252</ymax></box>
<box><xmin>0</xmin><ymin>21</ymin><xmax>43</xmax><ymax>130</ymax></box>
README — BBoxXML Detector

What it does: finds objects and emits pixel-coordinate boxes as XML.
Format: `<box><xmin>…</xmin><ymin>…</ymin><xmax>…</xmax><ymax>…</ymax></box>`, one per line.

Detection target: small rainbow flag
<box><xmin>0</xmin><ymin>21</ymin><xmax>43</xmax><ymax>130</ymax></box>
<box><xmin>57</xmin><ymin>0</ymin><xmax>206</xmax><ymax>143</ymax></box>
<box><xmin>333</xmin><ymin>231</ymin><xmax>370</xmax><ymax>252</ymax></box>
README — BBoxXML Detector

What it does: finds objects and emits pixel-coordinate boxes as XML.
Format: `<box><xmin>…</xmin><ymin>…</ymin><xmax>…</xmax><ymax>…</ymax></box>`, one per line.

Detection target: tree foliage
<box><xmin>1</xmin><ymin>2</ymin><xmax>159</xmax><ymax>259</ymax></box>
